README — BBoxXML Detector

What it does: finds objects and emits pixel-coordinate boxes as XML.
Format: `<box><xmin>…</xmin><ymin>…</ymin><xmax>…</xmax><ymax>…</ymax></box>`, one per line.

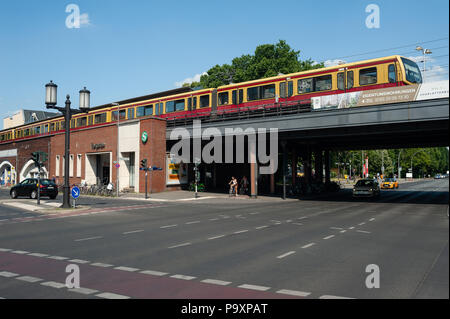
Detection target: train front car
<box><xmin>400</xmin><ymin>57</ymin><xmax>423</xmax><ymax>85</ymax></box>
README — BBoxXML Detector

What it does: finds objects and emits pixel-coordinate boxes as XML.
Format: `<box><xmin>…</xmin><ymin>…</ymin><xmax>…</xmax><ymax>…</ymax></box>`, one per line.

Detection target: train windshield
<box><xmin>402</xmin><ymin>58</ymin><xmax>422</xmax><ymax>84</ymax></box>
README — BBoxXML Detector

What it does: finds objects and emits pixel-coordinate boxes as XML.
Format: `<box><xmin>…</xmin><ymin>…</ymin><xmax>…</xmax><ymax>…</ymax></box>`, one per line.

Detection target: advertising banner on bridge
<box><xmin>166</xmin><ymin>153</ymin><xmax>188</xmax><ymax>186</ymax></box>
<box><xmin>311</xmin><ymin>80</ymin><xmax>449</xmax><ymax>110</ymax></box>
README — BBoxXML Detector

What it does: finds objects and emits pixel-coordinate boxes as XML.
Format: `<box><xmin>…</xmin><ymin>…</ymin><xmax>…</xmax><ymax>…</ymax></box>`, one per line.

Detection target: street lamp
<box><xmin>397</xmin><ymin>149</ymin><xmax>403</xmax><ymax>180</ymax></box>
<box><xmin>415</xmin><ymin>46</ymin><xmax>432</xmax><ymax>81</ymax></box>
<box><xmin>112</xmin><ymin>102</ymin><xmax>120</xmax><ymax>198</ymax></box>
<box><xmin>45</xmin><ymin>81</ymin><xmax>90</xmax><ymax>208</ymax></box>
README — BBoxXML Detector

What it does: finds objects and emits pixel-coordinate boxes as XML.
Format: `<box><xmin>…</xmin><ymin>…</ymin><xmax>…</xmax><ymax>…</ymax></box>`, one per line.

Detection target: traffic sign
<box><xmin>71</xmin><ymin>186</ymin><xmax>80</xmax><ymax>199</ymax></box>
<box><xmin>115</xmin><ymin>163</ymin><xmax>120</xmax><ymax>169</ymax></box>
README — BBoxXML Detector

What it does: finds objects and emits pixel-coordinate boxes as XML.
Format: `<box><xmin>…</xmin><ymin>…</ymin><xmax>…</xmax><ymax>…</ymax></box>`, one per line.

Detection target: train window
<box><xmin>288</xmin><ymin>81</ymin><xmax>293</xmax><ymax>97</ymax></box>
<box><xmin>247</xmin><ymin>87</ymin><xmax>259</xmax><ymax>101</ymax></box>
<box><xmin>88</xmin><ymin>115</ymin><xmax>93</xmax><ymax>126</ymax></box>
<box><xmin>24</xmin><ymin>128</ymin><xmax>30</xmax><ymax>136</ymax></box>
<box><xmin>128</xmin><ymin>108</ymin><xmax>135</xmax><ymax>119</ymax></box>
<box><xmin>199</xmin><ymin>95</ymin><xmax>210</xmax><ymax>108</ymax></box>
<box><xmin>347</xmin><ymin>71</ymin><xmax>354</xmax><ymax>89</ymax></box>
<box><xmin>232</xmin><ymin>91</ymin><xmax>237</xmax><ymax>104</ymax></box>
<box><xmin>298</xmin><ymin>78</ymin><xmax>314</xmax><ymax>93</ymax></box>
<box><xmin>155</xmin><ymin>103</ymin><xmax>160</xmax><ymax>115</ymax></box>
<box><xmin>247</xmin><ymin>84</ymin><xmax>276</xmax><ymax>101</ymax></box>
<box><xmin>337</xmin><ymin>72</ymin><xmax>345</xmax><ymax>90</ymax></box>
<box><xmin>44</xmin><ymin>124</ymin><xmax>49</xmax><ymax>133</ymax></box>
<box><xmin>280</xmin><ymin>83</ymin><xmax>286</xmax><ymax>98</ymax></box>
<box><xmin>77</xmin><ymin>117</ymin><xmax>87</xmax><ymax>127</ymax></box>
<box><xmin>165</xmin><ymin>101</ymin><xmax>175</xmax><ymax>113</ymax></box>
<box><xmin>359</xmin><ymin>67</ymin><xmax>377</xmax><ymax>85</ymax></box>
<box><xmin>94</xmin><ymin>113</ymin><xmax>107</xmax><ymax>124</ymax></box>
<box><xmin>401</xmin><ymin>58</ymin><xmax>422</xmax><ymax>83</ymax></box>
<box><xmin>218</xmin><ymin>92</ymin><xmax>229</xmax><ymax>105</ymax></box>
<box><xmin>50</xmin><ymin>123</ymin><xmax>55</xmax><ymax>132</ymax></box>
<box><xmin>112</xmin><ymin>110</ymin><xmax>126</xmax><ymax>121</ymax></box>
<box><xmin>174</xmin><ymin>99</ymin><xmax>185</xmax><ymax>111</ymax></box>
<box><xmin>192</xmin><ymin>98</ymin><xmax>197</xmax><ymax>109</ymax></box>
<box><xmin>238</xmin><ymin>89</ymin><xmax>243</xmax><ymax>104</ymax></box>
<box><xmin>35</xmin><ymin>126</ymin><xmax>41</xmax><ymax>135</ymax></box>
<box><xmin>388</xmin><ymin>64</ymin><xmax>396</xmax><ymax>83</ymax></box>
<box><xmin>145</xmin><ymin>105</ymin><xmax>153</xmax><ymax>116</ymax></box>
<box><xmin>61</xmin><ymin>121</ymin><xmax>65</xmax><ymax>130</ymax></box>
<box><xmin>315</xmin><ymin>75</ymin><xmax>332</xmax><ymax>91</ymax></box>
<box><xmin>71</xmin><ymin>119</ymin><xmax>75</xmax><ymax>128</ymax></box>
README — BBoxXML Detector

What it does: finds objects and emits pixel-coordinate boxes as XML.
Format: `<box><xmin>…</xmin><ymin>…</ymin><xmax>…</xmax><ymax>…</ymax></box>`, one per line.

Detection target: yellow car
<box><xmin>381</xmin><ymin>178</ymin><xmax>399</xmax><ymax>189</ymax></box>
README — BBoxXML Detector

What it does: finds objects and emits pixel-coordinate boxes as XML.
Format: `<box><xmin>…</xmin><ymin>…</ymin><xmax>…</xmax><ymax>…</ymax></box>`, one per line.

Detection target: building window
<box><xmin>56</xmin><ymin>155</ymin><xmax>60</xmax><ymax>177</ymax></box>
<box><xmin>199</xmin><ymin>95</ymin><xmax>210</xmax><ymax>108</ymax></box>
<box><xmin>69</xmin><ymin>154</ymin><xmax>74</xmax><ymax>177</ymax></box>
<box><xmin>77</xmin><ymin>154</ymin><xmax>82</xmax><ymax>177</ymax></box>
<box><xmin>94</xmin><ymin>113</ymin><xmax>107</xmax><ymax>124</ymax></box>
<box><xmin>388</xmin><ymin>64</ymin><xmax>396</xmax><ymax>83</ymax></box>
<box><xmin>359</xmin><ymin>67</ymin><xmax>377</xmax><ymax>85</ymax></box>
<box><xmin>218</xmin><ymin>92</ymin><xmax>229</xmax><ymax>105</ymax></box>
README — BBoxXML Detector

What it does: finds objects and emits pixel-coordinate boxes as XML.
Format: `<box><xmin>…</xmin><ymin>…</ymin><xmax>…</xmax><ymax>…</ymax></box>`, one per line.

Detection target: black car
<box><xmin>10</xmin><ymin>178</ymin><xmax>58</xmax><ymax>199</ymax></box>
<box><xmin>352</xmin><ymin>179</ymin><xmax>381</xmax><ymax>198</ymax></box>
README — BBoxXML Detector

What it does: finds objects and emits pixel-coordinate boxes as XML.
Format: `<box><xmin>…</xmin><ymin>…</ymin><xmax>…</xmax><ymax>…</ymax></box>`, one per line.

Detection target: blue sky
<box><xmin>0</xmin><ymin>0</ymin><xmax>448</xmax><ymax>128</ymax></box>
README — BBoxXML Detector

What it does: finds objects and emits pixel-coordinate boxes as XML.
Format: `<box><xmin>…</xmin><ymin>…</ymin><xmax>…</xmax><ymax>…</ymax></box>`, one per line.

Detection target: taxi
<box><xmin>381</xmin><ymin>178</ymin><xmax>399</xmax><ymax>189</ymax></box>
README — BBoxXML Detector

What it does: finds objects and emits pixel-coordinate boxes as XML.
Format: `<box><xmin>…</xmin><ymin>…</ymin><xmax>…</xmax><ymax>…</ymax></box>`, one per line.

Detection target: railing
<box><xmin>166</xmin><ymin>99</ymin><xmax>312</xmax><ymax>127</ymax></box>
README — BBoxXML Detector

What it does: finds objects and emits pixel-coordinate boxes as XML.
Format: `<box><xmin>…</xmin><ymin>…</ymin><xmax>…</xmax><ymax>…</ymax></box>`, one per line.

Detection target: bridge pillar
<box><xmin>304</xmin><ymin>147</ymin><xmax>312</xmax><ymax>185</ymax></box>
<box><xmin>315</xmin><ymin>150</ymin><xmax>323</xmax><ymax>183</ymax></box>
<box><xmin>292</xmin><ymin>148</ymin><xmax>297</xmax><ymax>187</ymax></box>
<box><xmin>281</xmin><ymin>141</ymin><xmax>287</xmax><ymax>200</ymax></box>
<box><xmin>270</xmin><ymin>173</ymin><xmax>275</xmax><ymax>194</ymax></box>
<box><xmin>250</xmin><ymin>140</ymin><xmax>258</xmax><ymax>198</ymax></box>
<box><xmin>325</xmin><ymin>150</ymin><xmax>331</xmax><ymax>184</ymax></box>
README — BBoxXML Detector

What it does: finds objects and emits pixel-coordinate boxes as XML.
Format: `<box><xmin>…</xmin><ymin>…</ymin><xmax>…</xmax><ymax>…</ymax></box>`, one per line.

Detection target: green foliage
<box><xmin>183</xmin><ymin>40</ymin><xmax>324</xmax><ymax>88</ymax></box>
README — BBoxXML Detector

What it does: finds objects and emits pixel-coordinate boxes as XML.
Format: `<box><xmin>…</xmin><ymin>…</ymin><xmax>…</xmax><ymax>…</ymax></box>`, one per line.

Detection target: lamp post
<box><xmin>45</xmin><ymin>81</ymin><xmax>90</xmax><ymax>208</ymax></box>
<box><xmin>397</xmin><ymin>149</ymin><xmax>403</xmax><ymax>180</ymax></box>
<box><xmin>415</xmin><ymin>46</ymin><xmax>432</xmax><ymax>82</ymax></box>
<box><xmin>112</xmin><ymin>102</ymin><xmax>120</xmax><ymax>197</ymax></box>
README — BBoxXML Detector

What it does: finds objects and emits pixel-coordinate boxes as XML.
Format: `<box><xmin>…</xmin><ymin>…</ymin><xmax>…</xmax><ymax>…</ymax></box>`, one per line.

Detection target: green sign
<box><xmin>141</xmin><ymin>131</ymin><xmax>148</xmax><ymax>144</ymax></box>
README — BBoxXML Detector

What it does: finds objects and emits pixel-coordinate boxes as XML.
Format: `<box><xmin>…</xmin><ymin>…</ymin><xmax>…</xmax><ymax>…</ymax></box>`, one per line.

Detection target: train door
<box><xmin>211</xmin><ymin>89</ymin><xmax>218</xmax><ymax>115</ymax></box>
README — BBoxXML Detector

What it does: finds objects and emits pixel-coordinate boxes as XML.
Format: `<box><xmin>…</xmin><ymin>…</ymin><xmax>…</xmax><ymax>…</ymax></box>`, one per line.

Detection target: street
<box><xmin>0</xmin><ymin>178</ymin><xmax>448</xmax><ymax>299</ymax></box>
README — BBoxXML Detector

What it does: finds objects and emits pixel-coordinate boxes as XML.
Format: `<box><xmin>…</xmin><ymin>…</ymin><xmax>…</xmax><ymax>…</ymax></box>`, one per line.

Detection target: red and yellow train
<box><xmin>0</xmin><ymin>55</ymin><xmax>422</xmax><ymax>144</ymax></box>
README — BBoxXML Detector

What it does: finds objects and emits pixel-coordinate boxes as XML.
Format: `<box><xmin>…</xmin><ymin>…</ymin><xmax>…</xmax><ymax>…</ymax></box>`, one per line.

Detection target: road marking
<box><xmin>140</xmin><ymin>270</ymin><xmax>168</xmax><ymax>276</ymax></box>
<box><xmin>255</xmin><ymin>226</ymin><xmax>268</xmax><ymax>229</ymax></box>
<box><xmin>270</xmin><ymin>220</ymin><xmax>281</xmax><ymax>223</ymax></box>
<box><xmin>277</xmin><ymin>251</ymin><xmax>296</xmax><ymax>259</ymax></box>
<box><xmin>238</xmin><ymin>284</ymin><xmax>270</xmax><ymax>291</ymax></box>
<box><xmin>297</xmin><ymin>216</ymin><xmax>308</xmax><ymax>220</ymax></box>
<box><xmin>323</xmin><ymin>235</ymin><xmax>335</xmax><ymax>240</ymax></box>
<box><xmin>16</xmin><ymin>276</ymin><xmax>43</xmax><ymax>283</ymax></box>
<box><xmin>0</xmin><ymin>271</ymin><xmax>19</xmax><ymax>278</ymax></box>
<box><xmin>369</xmin><ymin>218</ymin><xmax>375</xmax><ymax>221</ymax></box>
<box><xmin>208</xmin><ymin>235</ymin><xmax>225</xmax><ymax>240</ymax></box>
<box><xmin>0</xmin><ymin>219</ymin><xmax>8</xmax><ymax>222</ymax></box>
<box><xmin>340</xmin><ymin>230</ymin><xmax>347</xmax><ymax>233</ymax></box>
<box><xmin>357</xmin><ymin>230</ymin><xmax>371</xmax><ymax>234</ymax></box>
<box><xmin>233</xmin><ymin>230</ymin><xmax>248</xmax><ymax>234</ymax></box>
<box><xmin>74</xmin><ymin>236</ymin><xmax>102</xmax><ymax>242</ymax></box>
<box><xmin>69</xmin><ymin>287</ymin><xmax>99</xmax><ymax>295</ymax></box>
<box><xmin>69</xmin><ymin>259</ymin><xmax>90</xmax><ymax>264</ymax></box>
<box><xmin>201</xmin><ymin>279</ymin><xmax>232</xmax><ymax>286</ymax></box>
<box><xmin>0</xmin><ymin>248</ymin><xmax>12</xmax><ymax>252</ymax></box>
<box><xmin>186</xmin><ymin>221</ymin><xmax>200</xmax><ymax>224</ymax></box>
<box><xmin>96</xmin><ymin>292</ymin><xmax>130</xmax><ymax>299</ymax></box>
<box><xmin>91</xmin><ymin>262</ymin><xmax>113</xmax><ymax>268</ymax></box>
<box><xmin>114</xmin><ymin>266</ymin><xmax>139</xmax><ymax>272</ymax></box>
<box><xmin>122</xmin><ymin>230</ymin><xmax>144</xmax><ymax>235</ymax></box>
<box><xmin>285</xmin><ymin>219</ymin><xmax>292</xmax><ymax>223</ymax></box>
<box><xmin>209</xmin><ymin>218</ymin><xmax>219</xmax><ymax>221</ymax></box>
<box><xmin>359</xmin><ymin>222</ymin><xmax>366</xmax><ymax>225</ymax></box>
<box><xmin>319</xmin><ymin>295</ymin><xmax>354</xmax><ymax>299</ymax></box>
<box><xmin>276</xmin><ymin>289</ymin><xmax>311</xmax><ymax>297</ymax></box>
<box><xmin>170</xmin><ymin>274</ymin><xmax>196</xmax><ymax>280</ymax></box>
<box><xmin>301</xmin><ymin>243</ymin><xmax>315</xmax><ymax>249</ymax></box>
<box><xmin>28</xmin><ymin>253</ymin><xmax>49</xmax><ymax>258</ymax></box>
<box><xmin>41</xmin><ymin>281</ymin><xmax>66</xmax><ymax>289</ymax></box>
<box><xmin>348</xmin><ymin>227</ymin><xmax>355</xmax><ymax>230</ymax></box>
<box><xmin>47</xmin><ymin>256</ymin><xmax>69</xmax><ymax>260</ymax></box>
<box><xmin>330</xmin><ymin>227</ymin><xmax>343</xmax><ymax>230</ymax></box>
<box><xmin>160</xmin><ymin>224</ymin><xmax>177</xmax><ymax>229</ymax></box>
<box><xmin>11</xmin><ymin>250</ymin><xmax>29</xmax><ymax>254</ymax></box>
<box><xmin>168</xmin><ymin>242</ymin><xmax>191</xmax><ymax>249</ymax></box>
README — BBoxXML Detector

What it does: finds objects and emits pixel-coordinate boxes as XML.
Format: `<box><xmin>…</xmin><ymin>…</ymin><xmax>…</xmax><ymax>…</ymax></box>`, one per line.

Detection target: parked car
<box><xmin>381</xmin><ymin>178</ymin><xmax>399</xmax><ymax>189</ymax></box>
<box><xmin>352</xmin><ymin>179</ymin><xmax>380</xmax><ymax>198</ymax></box>
<box><xmin>434</xmin><ymin>174</ymin><xmax>443</xmax><ymax>179</ymax></box>
<box><xmin>10</xmin><ymin>178</ymin><xmax>58</xmax><ymax>199</ymax></box>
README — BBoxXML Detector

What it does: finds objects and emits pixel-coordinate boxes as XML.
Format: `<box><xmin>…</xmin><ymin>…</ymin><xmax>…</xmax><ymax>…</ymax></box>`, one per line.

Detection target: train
<box><xmin>0</xmin><ymin>55</ymin><xmax>423</xmax><ymax>144</ymax></box>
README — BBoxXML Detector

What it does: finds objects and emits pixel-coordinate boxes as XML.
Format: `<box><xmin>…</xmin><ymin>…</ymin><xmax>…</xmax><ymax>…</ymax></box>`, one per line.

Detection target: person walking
<box><xmin>240</xmin><ymin>176</ymin><xmax>249</xmax><ymax>195</ymax></box>
<box><xmin>229</xmin><ymin>176</ymin><xmax>238</xmax><ymax>197</ymax></box>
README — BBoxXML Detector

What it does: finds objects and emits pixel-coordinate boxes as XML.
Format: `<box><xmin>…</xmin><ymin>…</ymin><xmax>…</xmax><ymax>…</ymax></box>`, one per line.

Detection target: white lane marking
<box><xmin>238</xmin><ymin>284</ymin><xmax>270</xmax><ymax>291</ymax></box>
<box><xmin>186</xmin><ymin>221</ymin><xmax>200</xmax><ymax>225</ymax></box>
<box><xmin>348</xmin><ymin>227</ymin><xmax>355</xmax><ymax>230</ymax></box>
<box><xmin>276</xmin><ymin>289</ymin><xmax>311</xmax><ymax>297</ymax></box>
<box><xmin>301</xmin><ymin>243</ymin><xmax>315</xmax><ymax>249</ymax></box>
<box><xmin>96</xmin><ymin>292</ymin><xmax>130</xmax><ymax>299</ymax></box>
<box><xmin>201</xmin><ymin>279</ymin><xmax>232</xmax><ymax>286</ymax></box>
<box><xmin>140</xmin><ymin>270</ymin><xmax>168</xmax><ymax>276</ymax></box>
<box><xmin>319</xmin><ymin>295</ymin><xmax>354</xmax><ymax>299</ymax></box>
<box><xmin>69</xmin><ymin>287</ymin><xmax>99</xmax><ymax>295</ymax></box>
<box><xmin>47</xmin><ymin>256</ymin><xmax>69</xmax><ymax>260</ymax></box>
<box><xmin>28</xmin><ymin>253</ymin><xmax>49</xmax><ymax>258</ymax></box>
<box><xmin>16</xmin><ymin>276</ymin><xmax>43</xmax><ymax>283</ymax></box>
<box><xmin>330</xmin><ymin>227</ymin><xmax>343</xmax><ymax>230</ymax></box>
<box><xmin>277</xmin><ymin>251</ymin><xmax>296</xmax><ymax>259</ymax></box>
<box><xmin>74</xmin><ymin>236</ymin><xmax>102</xmax><ymax>242</ymax></box>
<box><xmin>359</xmin><ymin>222</ymin><xmax>366</xmax><ymax>225</ymax></box>
<box><xmin>168</xmin><ymin>242</ymin><xmax>191</xmax><ymax>249</ymax></box>
<box><xmin>357</xmin><ymin>230</ymin><xmax>371</xmax><ymax>234</ymax></box>
<box><xmin>340</xmin><ymin>230</ymin><xmax>347</xmax><ymax>233</ymax></box>
<box><xmin>91</xmin><ymin>262</ymin><xmax>113</xmax><ymax>268</ymax></box>
<box><xmin>0</xmin><ymin>248</ymin><xmax>12</xmax><ymax>252</ymax></box>
<box><xmin>170</xmin><ymin>274</ymin><xmax>196</xmax><ymax>280</ymax></box>
<box><xmin>323</xmin><ymin>235</ymin><xmax>335</xmax><ymax>240</ymax></box>
<box><xmin>114</xmin><ymin>266</ymin><xmax>139</xmax><ymax>272</ymax></box>
<box><xmin>41</xmin><ymin>281</ymin><xmax>66</xmax><ymax>289</ymax></box>
<box><xmin>0</xmin><ymin>219</ymin><xmax>8</xmax><ymax>222</ymax></box>
<box><xmin>270</xmin><ymin>220</ymin><xmax>281</xmax><ymax>223</ymax></box>
<box><xmin>209</xmin><ymin>218</ymin><xmax>219</xmax><ymax>221</ymax></box>
<box><xmin>160</xmin><ymin>224</ymin><xmax>177</xmax><ymax>229</ymax></box>
<box><xmin>11</xmin><ymin>250</ymin><xmax>29</xmax><ymax>254</ymax></box>
<box><xmin>297</xmin><ymin>216</ymin><xmax>308</xmax><ymax>220</ymax></box>
<box><xmin>369</xmin><ymin>218</ymin><xmax>375</xmax><ymax>221</ymax></box>
<box><xmin>285</xmin><ymin>219</ymin><xmax>292</xmax><ymax>223</ymax></box>
<box><xmin>233</xmin><ymin>230</ymin><xmax>248</xmax><ymax>234</ymax></box>
<box><xmin>69</xmin><ymin>259</ymin><xmax>90</xmax><ymax>264</ymax></box>
<box><xmin>255</xmin><ymin>226</ymin><xmax>268</xmax><ymax>229</ymax></box>
<box><xmin>0</xmin><ymin>271</ymin><xmax>19</xmax><ymax>278</ymax></box>
<box><xmin>208</xmin><ymin>235</ymin><xmax>225</xmax><ymax>240</ymax></box>
<box><xmin>122</xmin><ymin>229</ymin><xmax>144</xmax><ymax>235</ymax></box>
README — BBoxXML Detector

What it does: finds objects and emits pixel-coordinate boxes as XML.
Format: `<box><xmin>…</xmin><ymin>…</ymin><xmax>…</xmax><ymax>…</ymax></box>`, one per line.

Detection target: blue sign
<box><xmin>71</xmin><ymin>186</ymin><xmax>80</xmax><ymax>199</ymax></box>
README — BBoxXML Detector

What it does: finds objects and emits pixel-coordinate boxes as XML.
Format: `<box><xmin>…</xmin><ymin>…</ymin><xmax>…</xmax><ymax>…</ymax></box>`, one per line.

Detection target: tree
<box><xmin>183</xmin><ymin>40</ymin><xmax>324</xmax><ymax>88</ymax></box>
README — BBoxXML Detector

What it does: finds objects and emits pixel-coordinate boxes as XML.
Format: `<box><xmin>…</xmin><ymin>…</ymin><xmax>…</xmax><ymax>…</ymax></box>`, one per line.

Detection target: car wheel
<box><xmin>10</xmin><ymin>190</ymin><xmax>17</xmax><ymax>199</ymax></box>
<box><xmin>30</xmin><ymin>190</ymin><xmax>38</xmax><ymax>199</ymax></box>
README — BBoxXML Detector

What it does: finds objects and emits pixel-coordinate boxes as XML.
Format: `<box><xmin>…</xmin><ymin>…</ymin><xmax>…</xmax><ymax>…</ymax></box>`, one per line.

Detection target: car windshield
<box><xmin>384</xmin><ymin>178</ymin><xmax>394</xmax><ymax>182</ymax></box>
<box><xmin>40</xmin><ymin>179</ymin><xmax>53</xmax><ymax>185</ymax></box>
<box><xmin>402</xmin><ymin>58</ymin><xmax>422</xmax><ymax>84</ymax></box>
<box><xmin>355</xmin><ymin>180</ymin><xmax>374</xmax><ymax>187</ymax></box>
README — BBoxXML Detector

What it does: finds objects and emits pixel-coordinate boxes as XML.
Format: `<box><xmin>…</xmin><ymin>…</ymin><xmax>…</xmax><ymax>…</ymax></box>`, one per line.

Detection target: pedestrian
<box><xmin>228</xmin><ymin>176</ymin><xmax>238</xmax><ymax>197</ymax></box>
<box><xmin>240</xmin><ymin>176</ymin><xmax>249</xmax><ymax>195</ymax></box>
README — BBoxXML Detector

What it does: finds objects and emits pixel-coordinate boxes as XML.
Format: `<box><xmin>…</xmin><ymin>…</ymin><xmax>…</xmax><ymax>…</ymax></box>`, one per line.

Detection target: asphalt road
<box><xmin>0</xmin><ymin>179</ymin><xmax>448</xmax><ymax>299</ymax></box>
